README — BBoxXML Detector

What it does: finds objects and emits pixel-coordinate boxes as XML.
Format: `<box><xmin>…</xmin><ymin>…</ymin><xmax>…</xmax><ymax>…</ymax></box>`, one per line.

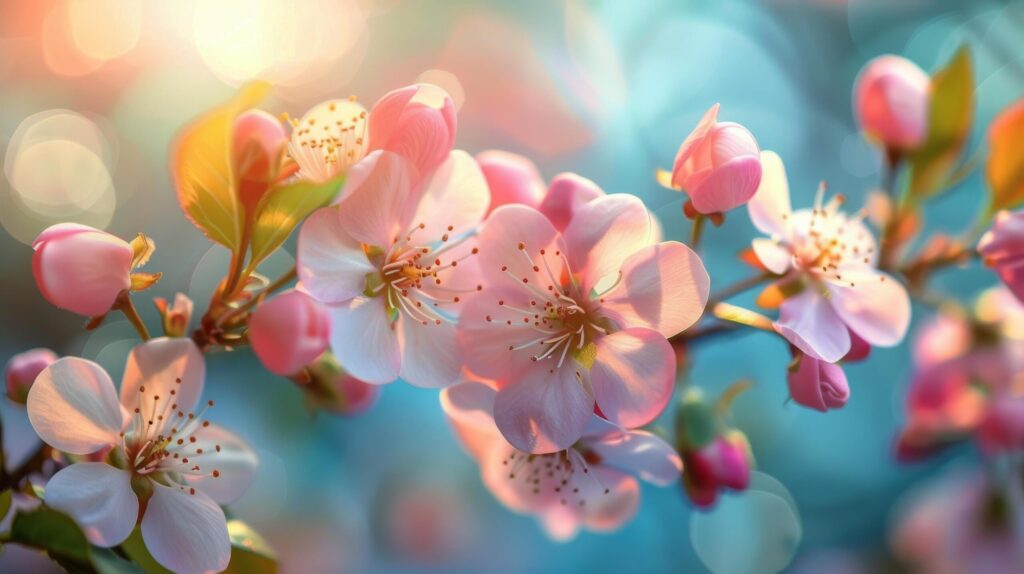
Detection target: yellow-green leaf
<box><xmin>987</xmin><ymin>99</ymin><xmax>1024</xmax><ymax>212</ymax></box>
<box><xmin>171</xmin><ymin>82</ymin><xmax>270</xmax><ymax>250</ymax></box>
<box><xmin>907</xmin><ymin>47</ymin><xmax>974</xmax><ymax>202</ymax></box>
<box><xmin>249</xmin><ymin>175</ymin><xmax>346</xmax><ymax>267</ymax></box>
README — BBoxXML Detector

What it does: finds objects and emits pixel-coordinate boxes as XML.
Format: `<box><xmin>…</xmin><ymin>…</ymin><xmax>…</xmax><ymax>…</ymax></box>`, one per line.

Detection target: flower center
<box><xmin>502</xmin><ymin>447</ymin><xmax>610</xmax><ymax>506</ymax></box>
<box><xmin>785</xmin><ymin>189</ymin><xmax>875</xmax><ymax>287</ymax></box>
<box><xmin>287</xmin><ymin>97</ymin><xmax>368</xmax><ymax>181</ymax></box>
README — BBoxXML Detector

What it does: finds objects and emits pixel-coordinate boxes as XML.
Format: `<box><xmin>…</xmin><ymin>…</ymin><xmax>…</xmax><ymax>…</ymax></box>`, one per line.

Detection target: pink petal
<box><xmin>335</xmin><ymin>151</ymin><xmax>418</xmax><ymax>247</ymax></box>
<box><xmin>563</xmin><ymin>194</ymin><xmax>652</xmax><ymax>291</ymax></box>
<box><xmin>600</xmin><ymin>241</ymin><xmax>710</xmax><ymax>337</ymax></box>
<box><xmin>440</xmin><ymin>381</ymin><xmax>503</xmax><ymax>460</ymax></box>
<box><xmin>587</xmin><ymin>429</ymin><xmax>682</xmax><ymax>486</ymax></box>
<box><xmin>44</xmin><ymin>463</ymin><xmax>137</xmax><ymax>547</ymax></box>
<box><xmin>141</xmin><ymin>483</ymin><xmax>230</xmax><ymax>574</ymax></box>
<box><xmin>367</xmin><ymin>84</ymin><xmax>457</xmax><ymax>176</ymax></box>
<box><xmin>775</xmin><ymin>290</ymin><xmax>851</xmax><ymax>363</ymax></box>
<box><xmin>477</xmin><ymin>150</ymin><xmax>546</xmax><ymax>213</ymax></box>
<box><xmin>751</xmin><ymin>238</ymin><xmax>791</xmax><ymax>274</ymax></box>
<box><xmin>249</xmin><ymin>290</ymin><xmax>331</xmax><ymax>376</ymax></box>
<box><xmin>411</xmin><ymin>150</ymin><xmax>490</xmax><ymax>238</ymax></box>
<box><xmin>672</xmin><ymin>104</ymin><xmax>720</xmax><ymax>170</ymax></box>
<box><xmin>120</xmin><ymin>338</ymin><xmax>205</xmax><ymax>435</ymax></box>
<box><xmin>538</xmin><ymin>172</ymin><xmax>605</xmax><ymax>231</ymax></box>
<box><xmin>787</xmin><ymin>354</ymin><xmax>850</xmax><ymax>412</ymax></box>
<box><xmin>32</xmin><ymin>224</ymin><xmax>133</xmax><ymax>317</ymax></box>
<box><xmin>480</xmin><ymin>442</ymin><xmax>561</xmax><ymax>514</ymax></box>
<box><xmin>297</xmin><ymin>207</ymin><xmax>375</xmax><ymax>304</ymax></box>
<box><xmin>540</xmin><ymin>508</ymin><xmax>581</xmax><ymax>541</ymax></box>
<box><xmin>456</xmin><ymin>288</ymin><xmax>540</xmax><ymax>382</ymax></box>
<box><xmin>327</xmin><ymin>297</ymin><xmax>401</xmax><ymax>384</ymax></box>
<box><xmin>590</xmin><ymin>328</ymin><xmax>675</xmax><ymax>429</ymax></box>
<box><xmin>398</xmin><ymin>318</ymin><xmax>463</xmax><ymax>388</ymax></box>
<box><xmin>688</xmin><ymin>154</ymin><xmax>763</xmax><ymax>215</ymax></box>
<box><xmin>476</xmin><ymin>204</ymin><xmax>567</xmax><ymax>293</ymax></box>
<box><xmin>181</xmin><ymin>424</ymin><xmax>258</xmax><ymax>505</ymax></box>
<box><xmin>574</xmin><ymin>465</ymin><xmax>640</xmax><ymax>533</ymax></box>
<box><xmin>493</xmin><ymin>363</ymin><xmax>593</xmax><ymax>453</ymax></box>
<box><xmin>747</xmin><ymin>150</ymin><xmax>792</xmax><ymax>237</ymax></box>
<box><xmin>825</xmin><ymin>270</ymin><xmax>911</xmax><ymax>347</ymax></box>
<box><xmin>27</xmin><ymin>358</ymin><xmax>125</xmax><ymax>455</ymax></box>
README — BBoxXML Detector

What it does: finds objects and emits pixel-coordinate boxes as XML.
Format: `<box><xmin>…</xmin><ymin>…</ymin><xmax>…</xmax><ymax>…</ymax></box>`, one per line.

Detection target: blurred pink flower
<box><xmin>287</xmin><ymin>98</ymin><xmax>369</xmax><ymax>183</ymax></box>
<box><xmin>682</xmin><ymin>432</ymin><xmax>753</xmax><ymax>508</ymax></box>
<box><xmin>666</xmin><ymin>103</ymin><xmax>763</xmax><ymax>215</ymax></box>
<box><xmin>441</xmin><ymin>381</ymin><xmax>681</xmax><ymax>540</ymax></box>
<box><xmin>787</xmin><ymin>353</ymin><xmax>850</xmax><ymax>412</ymax></box>
<box><xmin>538</xmin><ymin>172</ymin><xmax>606</xmax><ymax>232</ymax></box>
<box><xmin>977</xmin><ymin>395</ymin><xmax>1024</xmax><ymax>455</ymax></box>
<box><xmin>979</xmin><ymin>210</ymin><xmax>1024</xmax><ymax>304</ymax></box>
<box><xmin>297</xmin><ymin>150</ymin><xmax>489</xmax><ymax>387</ymax></box>
<box><xmin>458</xmin><ymin>199</ymin><xmax>708</xmax><ymax>453</ymax></box>
<box><xmin>748</xmin><ymin>151</ymin><xmax>911</xmax><ymax>362</ymax></box>
<box><xmin>476</xmin><ymin>150</ymin><xmax>546</xmax><ymax>214</ymax></box>
<box><xmin>26</xmin><ymin>338</ymin><xmax>257</xmax><ymax>574</ymax></box>
<box><xmin>854</xmin><ymin>55</ymin><xmax>930</xmax><ymax>152</ymax></box>
<box><xmin>367</xmin><ymin>84</ymin><xmax>456</xmax><ymax>177</ymax></box>
<box><xmin>32</xmin><ymin>223</ymin><xmax>134</xmax><ymax>317</ymax></box>
<box><xmin>5</xmin><ymin>348</ymin><xmax>58</xmax><ymax>404</ymax></box>
<box><xmin>249</xmin><ymin>289</ymin><xmax>331</xmax><ymax>376</ymax></box>
<box><xmin>233</xmin><ymin>109</ymin><xmax>288</xmax><ymax>209</ymax></box>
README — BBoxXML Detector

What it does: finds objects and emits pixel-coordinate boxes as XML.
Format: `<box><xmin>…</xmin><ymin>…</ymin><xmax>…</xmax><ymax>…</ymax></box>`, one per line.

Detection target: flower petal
<box><xmin>476</xmin><ymin>204</ymin><xmax>566</xmax><ymax>292</ymax></box>
<box><xmin>747</xmin><ymin>150</ymin><xmax>791</xmax><ymax>237</ymax></box>
<box><xmin>540</xmin><ymin>508</ymin><xmax>581</xmax><ymax>542</ymax></box>
<box><xmin>440</xmin><ymin>381</ymin><xmax>503</xmax><ymax>459</ymax></box>
<box><xmin>538</xmin><ymin>172</ymin><xmax>605</xmax><ymax>231</ymax></box>
<box><xmin>120</xmin><ymin>338</ymin><xmax>205</xmax><ymax>434</ymax></box>
<box><xmin>336</xmin><ymin>151</ymin><xmax>418</xmax><ymax>247</ymax></box>
<box><xmin>480</xmin><ymin>442</ymin><xmax>561</xmax><ymax>514</ymax></box>
<box><xmin>600</xmin><ymin>241</ymin><xmax>710</xmax><ymax>337</ymax></box>
<box><xmin>44</xmin><ymin>463</ymin><xmax>137</xmax><ymax>547</ymax></box>
<box><xmin>673</xmin><ymin>104</ymin><xmax>719</xmax><ymax>170</ymax></box>
<box><xmin>297</xmin><ymin>207</ymin><xmax>375</xmax><ymax>304</ymax></box>
<box><xmin>751</xmin><ymin>238</ymin><xmax>792</xmax><ymax>274</ymax></box>
<box><xmin>27</xmin><ymin>358</ymin><xmax>125</xmax><ymax>454</ymax></box>
<box><xmin>398</xmin><ymin>318</ymin><xmax>462</xmax><ymax>388</ymax></box>
<box><xmin>689</xmin><ymin>154</ymin><xmax>763</xmax><ymax>215</ymax></box>
<box><xmin>587</xmin><ymin>429</ymin><xmax>682</xmax><ymax>486</ymax></box>
<box><xmin>457</xmin><ymin>288</ymin><xmax>540</xmax><ymax>382</ymax></box>
<box><xmin>825</xmin><ymin>271</ymin><xmax>911</xmax><ymax>347</ymax></box>
<box><xmin>590</xmin><ymin>328</ymin><xmax>675</xmax><ymax>429</ymax></box>
<box><xmin>493</xmin><ymin>364</ymin><xmax>593</xmax><ymax>453</ymax></box>
<box><xmin>775</xmin><ymin>290</ymin><xmax>851</xmax><ymax>362</ymax></box>
<box><xmin>141</xmin><ymin>483</ymin><xmax>230</xmax><ymax>574</ymax></box>
<box><xmin>181</xmin><ymin>424</ymin><xmax>258</xmax><ymax>505</ymax></box>
<box><xmin>328</xmin><ymin>297</ymin><xmax>401</xmax><ymax>384</ymax></box>
<box><xmin>477</xmin><ymin>149</ymin><xmax>546</xmax><ymax>212</ymax></box>
<box><xmin>563</xmin><ymin>194</ymin><xmax>652</xmax><ymax>290</ymax></box>
<box><xmin>410</xmin><ymin>150</ymin><xmax>490</xmax><ymax>237</ymax></box>
<box><xmin>575</xmin><ymin>465</ymin><xmax>640</xmax><ymax>533</ymax></box>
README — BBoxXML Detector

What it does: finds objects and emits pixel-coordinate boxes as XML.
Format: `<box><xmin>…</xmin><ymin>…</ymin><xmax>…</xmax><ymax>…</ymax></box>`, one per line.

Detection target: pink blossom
<box><xmin>249</xmin><ymin>289</ymin><xmax>331</xmax><ymax>376</ymax></box>
<box><xmin>979</xmin><ymin>210</ymin><xmax>1024</xmax><ymax>304</ymax></box>
<box><xmin>297</xmin><ymin>150</ymin><xmax>489</xmax><ymax>387</ymax></box>
<box><xmin>854</xmin><ymin>55</ymin><xmax>930</xmax><ymax>152</ymax></box>
<box><xmin>441</xmin><ymin>381</ymin><xmax>681</xmax><ymax>540</ymax></box>
<box><xmin>538</xmin><ymin>172</ymin><xmax>606</xmax><ymax>231</ymax></box>
<box><xmin>32</xmin><ymin>223</ymin><xmax>134</xmax><ymax>317</ymax></box>
<box><xmin>232</xmin><ymin>109</ymin><xmax>288</xmax><ymax>209</ymax></box>
<box><xmin>458</xmin><ymin>198</ymin><xmax>709</xmax><ymax>453</ymax></box>
<box><xmin>977</xmin><ymin>395</ymin><xmax>1024</xmax><ymax>455</ymax></box>
<box><xmin>747</xmin><ymin>151</ymin><xmax>911</xmax><ymax>362</ymax></box>
<box><xmin>668</xmin><ymin>104</ymin><xmax>762</xmax><ymax>214</ymax></box>
<box><xmin>5</xmin><ymin>348</ymin><xmax>58</xmax><ymax>404</ymax></box>
<box><xmin>367</xmin><ymin>84</ymin><xmax>457</xmax><ymax>177</ymax></box>
<box><xmin>682</xmin><ymin>433</ymin><xmax>753</xmax><ymax>508</ymax></box>
<box><xmin>287</xmin><ymin>98</ymin><xmax>369</xmax><ymax>183</ymax></box>
<box><xmin>787</xmin><ymin>353</ymin><xmax>850</xmax><ymax>412</ymax></box>
<box><xmin>476</xmin><ymin>150</ymin><xmax>546</xmax><ymax>213</ymax></box>
<box><xmin>26</xmin><ymin>338</ymin><xmax>257</xmax><ymax>574</ymax></box>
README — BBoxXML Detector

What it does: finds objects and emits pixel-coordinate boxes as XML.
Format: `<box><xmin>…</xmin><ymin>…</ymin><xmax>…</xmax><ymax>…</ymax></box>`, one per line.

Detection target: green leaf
<box><xmin>907</xmin><ymin>46</ymin><xmax>975</xmax><ymax>202</ymax></box>
<box><xmin>120</xmin><ymin>528</ymin><xmax>173</xmax><ymax>574</ymax></box>
<box><xmin>90</xmin><ymin>548</ymin><xmax>146</xmax><ymax>574</ymax></box>
<box><xmin>10</xmin><ymin>507</ymin><xmax>92</xmax><ymax>565</ymax></box>
<box><xmin>675</xmin><ymin>390</ymin><xmax>717</xmax><ymax>450</ymax></box>
<box><xmin>248</xmin><ymin>175</ymin><xmax>346</xmax><ymax>268</ymax></box>
<box><xmin>0</xmin><ymin>489</ymin><xmax>11</xmax><ymax>521</ymax></box>
<box><xmin>224</xmin><ymin>519</ymin><xmax>278</xmax><ymax>574</ymax></box>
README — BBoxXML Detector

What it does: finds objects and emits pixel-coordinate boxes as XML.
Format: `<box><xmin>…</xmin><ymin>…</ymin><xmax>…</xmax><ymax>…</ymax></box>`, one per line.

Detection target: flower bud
<box><xmin>249</xmin><ymin>290</ymin><xmax>331</xmax><ymax>376</ymax></box>
<box><xmin>670</xmin><ymin>104</ymin><xmax>762</xmax><ymax>215</ymax></box>
<box><xmin>154</xmin><ymin>293</ymin><xmax>194</xmax><ymax>338</ymax></box>
<box><xmin>5</xmin><ymin>348</ymin><xmax>58</xmax><ymax>404</ymax></box>
<box><xmin>787</xmin><ymin>353</ymin><xmax>850</xmax><ymax>412</ymax></box>
<box><xmin>979</xmin><ymin>210</ymin><xmax>1024</xmax><ymax>303</ymax></box>
<box><xmin>367</xmin><ymin>84</ymin><xmax>457</xmax><ymax>176</ymax></box>
<box><xmin>537</xmin><ymin>172</ymin><xmax>604</xmax><ymax>231</ymax></box>
<box><xmin>305</xmin><ymin>352</ymin><xmax>379</xmax><ymax>415</ymax></box>
<box><xmin>232</xmin><ymin>110</ymin><xmax>288</xmax><ymax>210</ymax></box>
<box><xmin>32</xmin><ymin>223</ymin><xmax>133</xmax><ymax>316</ymax></box>
<box><xmin>977</xmin><ymin>396</ymin><xmax>1024</xmax><ymax>455</ymax></box>
<box><xmin>476</xmin><ymin>150</ymin><xmax>545</xmax><ymax>214</ymax></box>
<box><xmin>682</xmin><ymin>433</ymin><xmax>753</xmax><ymax>508</ymax></box>
<box><xmin>854</xmin><ymin>55</ymin><xmax>930</xmax><ymax>152</ymax></box>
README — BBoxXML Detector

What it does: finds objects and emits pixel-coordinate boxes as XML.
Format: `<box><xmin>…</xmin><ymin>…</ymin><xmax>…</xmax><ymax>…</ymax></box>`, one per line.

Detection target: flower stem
<box><xmin>216</xmin><ymin>266</ymin><xmax>298</xmax><ymax>327</ymax></box>
<box><xmin>690</xmin><ymin>214</ymin><xmax>706</xmax><ymax>251</ymax></box>
<box><xmin>114</xmin><ymin>293</ymin><xmax>150</xmax><ymax>341</ymax></box>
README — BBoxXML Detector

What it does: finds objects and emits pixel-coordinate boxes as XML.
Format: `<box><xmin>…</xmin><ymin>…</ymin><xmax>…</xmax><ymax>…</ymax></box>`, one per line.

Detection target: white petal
<box><xmin>141</xmin><ymin>483</ymin><xmax>230</xmax><ymax>574</ymax></box>
<box><xmin>775</xmin><ymin>290</ymin><xmax>851</xmax><ymax>362</ymax></box>
<box><xmin>45</xmin><ymin>463</ymin><xmax>137</xmax><ymax>547</ymax></box>
<box><xmin>587</xmin><ymin>430</ymin><xmax>682</xmax><ymax>486</ymax></box>
<box><xmin>181</xmin><ymin>424</ymin><xmax>258</xmax><ymax>505</ymax></box>
<box><xmin>336</xmin><ymin>150</ymin><xmax>418</xmax><ymax>247</ymax></box>
<box><xmin>751</xmin><ymin>238</ymin><xmax>791</xmax><ymax>274</ymax></box>
<box><xmin>398</xmin><ymin>318</ymin><xmax>462</xmax><ymax>388</ymax></box>
<box><xmin>410</xmin><ymin>150</ymin><xmax>490</xmax><ymax>238</ymax></box>
<box><xmin>120</xmin><ymin>338</ymin><xmax>205</xmax><ymax>435</ymax></box>
<box><xmin>747</xmin><ymin>150</ymin><xmax>791</xmax><ymax>236</ymax></box>
<box><xmin>27</xmin><ymin>358</ymin><xmax>125</xmax><ymax>455</ymax></box>
<box><xmin>297</xmin><ymin>207</ymin><xmax>375</xmax><ymax>304</ymax></box>
<box><xmin>328</xmin><ymin>297</ymin><xmax>401</xmax><ymax>384</ymax></box>
<box><xmin>825</xmin><ymin>271</ymin><xmax>911</xmax><ymax>347</ymax></box>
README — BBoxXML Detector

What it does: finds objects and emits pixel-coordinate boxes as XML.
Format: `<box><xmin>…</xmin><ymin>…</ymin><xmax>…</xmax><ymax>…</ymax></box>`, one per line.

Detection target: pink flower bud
<box><xmin>154</xmin><ymin>293</ymin><xmax>194</xmax><ymax>338</ymax></box>
<box><xmin>367</xmin><ymin>84</ymin><xmax>457</xmax><ymax>176</ymax></box>
<box><xmin>671</xmin><ymin>104</ymin><xmax>762</xmax><ymax>214</ymax></box>
<box><xmin>233</xmin><ymin>110</ymin><xmax>288</xmax><ymax>209</ymax></box>
<box><xmin>979</xmin><ymin>210</ymin><xmax>1024</xmax><ymax>303</ymax></box>
<box><xmin>5</xmin><ymin>348</ymin><xmax>58</xmax><ymax>404</ymax></box>
<box><xmin>304</xmin><ymin>353</ymin><xmax>379</xmax><ymax>415</ymax></box>
<box><xmin>977</xmin><ymin>396</ymin><xmax>1024</xmax><ymax>455</ymax></box>
<box><xmin>787</xmin><ymin>353</ymin><xmax>850</xmax><ymax>412</ymax></box>
<box><xmin>249</xmin><ymin>290</ymin><xmax>331</xmax><ymax>376</ymax></box>
<box><xmin>682</xmin><ymin>434</ymin><xmax>753</xmax><ymax>508</ymax></box>
<box><xmin>854</xmin><ymin>55</ymin><xmax>930</xmax><ymax>151</ymax></box>
<box><xmin>537</xmin><ymin>172</ymin><xmax>605</xmax><ymax>231</ymax></box>
<box><xmin>476</xmin><ymin>150</ymin><xmax>545</xmax><ymax>214</ymax></box>
<box><xmin>32</xmin><ymin>223</ymin><xmax>133</xmax><ymax>316</ymax></box>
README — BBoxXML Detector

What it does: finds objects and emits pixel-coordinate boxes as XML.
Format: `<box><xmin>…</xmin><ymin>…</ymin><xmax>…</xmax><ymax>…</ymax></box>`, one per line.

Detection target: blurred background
<box><xmin>1</xmin><ymin>0</ymin><xmax>1023</xmax><ymax>572</ymax></box>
